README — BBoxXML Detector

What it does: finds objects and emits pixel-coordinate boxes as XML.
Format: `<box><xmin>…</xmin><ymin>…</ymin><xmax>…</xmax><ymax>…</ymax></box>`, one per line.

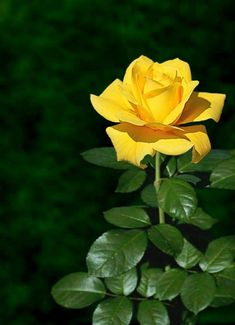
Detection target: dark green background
<box><xmin>0</xmin><ymin>0</ymin><xmax>234</xmax><ymax>324</ymax></box>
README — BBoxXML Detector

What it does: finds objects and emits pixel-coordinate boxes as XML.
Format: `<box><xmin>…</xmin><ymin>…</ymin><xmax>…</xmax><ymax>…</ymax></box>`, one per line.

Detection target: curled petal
<box><xmin>123</xmin><ymin>55</ymin><xmax>154</xmax><ymax>102</ymax></box>
<box><xmin>163</xmin><ymin>80</ymin><xmax>199</xmax><ymax>125</ymax></box>
<box><xmin>181</xmin><ymin>125</ymin><xmax>211</xmax><ymax>163</ymax></box>
<box><xmin>106</xmin><ymin>123</ymin><xmax>193</xmax><ymax>167</ymax></box>
<box><xmin>177</xmin><ymin>92</ymin><xmax>226</xmax><ymax>124</ymax></box>
<box><xmin>90</xmin><ymin>80</ymin><xmax>145</xmax><ymax>125</ymax></box>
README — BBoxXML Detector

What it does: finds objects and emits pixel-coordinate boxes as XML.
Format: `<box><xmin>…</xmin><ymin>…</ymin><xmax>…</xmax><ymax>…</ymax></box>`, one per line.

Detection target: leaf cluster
<box><xmin>52</xmin><ymin>148</ymin><xmax>235</xmax><ymax>324</ymax></box>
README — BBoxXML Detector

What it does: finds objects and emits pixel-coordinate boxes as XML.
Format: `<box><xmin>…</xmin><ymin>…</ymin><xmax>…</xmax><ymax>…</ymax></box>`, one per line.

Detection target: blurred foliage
<box><xmin>0</xmin><ymin>0</ymin><xmax>234</xmax><ymax>324</ymax></box>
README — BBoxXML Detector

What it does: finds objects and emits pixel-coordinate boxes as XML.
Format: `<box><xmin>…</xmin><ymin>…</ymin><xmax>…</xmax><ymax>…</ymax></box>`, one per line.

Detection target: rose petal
<box><xmin>181</xmin><ymin>125</ymin><xmax>211</xmax><ymax>163</ymax></box>
<box><xmin>177</xmin><ymin>92</ymin><xmax>226</xmax><ymax>124</ymax></box>
<box><xmin>145</xmin><ymin>81</ymin><xmax>183</xmax><ymax>122</ymax></box>
<box><xmin>106</xmin><ymin>123</ymin><xmax>193</xmax><ymax>167</ymax></box>
<box><xmin>90</xmin><ymin>79</ymin><xmax>146</xmax><ymax>125</ymax></box>
<box><xmin>161</xmin><ymin>58</ymin><xmax>192</xmax><ymax>82</ymax></box>
<box><xmin>163</xmin><ymin>80</ymin><xmax>199</xmax><ymax>125</ymax></box>
<box><xmin>91</xmin><ymin>94</ymin><xmax>146</xmax><ymax>125</ymax></box>
<box><xmin>123</xmin><ymin>55</ymin><xmax>153</xmax><ymax>103</ymax></box>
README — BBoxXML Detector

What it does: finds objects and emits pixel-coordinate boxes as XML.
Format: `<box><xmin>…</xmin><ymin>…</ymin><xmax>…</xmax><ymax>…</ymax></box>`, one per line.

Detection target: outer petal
<box><xmin>163</xmin><ymin>80</ymin><xmax>199</xmax><ymax>125</ymax></box>
<box><xmin>123</xmin><ymin>55</ymin><xmax>154</xmax><ymax>102</ymax></box>
<box><xmin>106</xmin><ymin>123</ymin><xmax>193</xmax><ymax>167</ymax></box>
<box><xmin>161</xmin><ymin>58</ymin><xmax>192</xmax><ymax>82</ymax></box>
<box><xmin>123</xmin><ymin>55</ymin><xmax>154</xmax><ymax>86</ymax></box>
<box><xmin>90</xmin><ymin>80</ymin><xmax>146</xmax><ymax>125</ymax></box>
<box><xmin>181</xmin><ymin>125</ymin><xmax>211</xmax><ymax>163</ymax></box>
<box><xmin>176</xmin><ymin>92</ymin><xmax>226</xmax><ymax>125</ymax></box>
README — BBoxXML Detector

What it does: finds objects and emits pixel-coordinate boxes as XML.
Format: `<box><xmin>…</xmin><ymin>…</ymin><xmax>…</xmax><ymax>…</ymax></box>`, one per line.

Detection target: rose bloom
<box><xmin>91</xmin><ymin>56</ymin><xmax>225</xmax><ymax>167</ymax></box>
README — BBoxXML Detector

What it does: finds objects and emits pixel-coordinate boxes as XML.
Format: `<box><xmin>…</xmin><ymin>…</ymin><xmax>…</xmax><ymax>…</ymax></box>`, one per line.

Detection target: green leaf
<box><xmin>177</xmin><ymin>149</ymin><xmax>232</xmax><ymax>173</ymax></box>
<box><xmin>81</xmin><ymin>147</ymin><xmax>132</xmax><ymax>169</ymax></box>
<box><xmin>158</xmin><ymin>178</ymin><xmax>197</xmax><ymax>220</ymax></box>
<box><xmin>174</xmin><ymin>174</ymin><xmax>201</xmax><ymax>185</ymax></box>
<box><xmin>184</xmin><ymin>208</ymin><xmax>218</xmax><ymax>230</ymax></box>
<box><xmin>141</xmin><ymin>155</ymin><xmax>155</xmax><ymax>168</ymax></box>
<box><xmin>210</xmin><ymin>296</ymin><xmax>235</xmax><ymax>308</ymax></box>
<box><xmin>104</xmin><ymin>206</ymin><xmax>151</xmax><ymax>229</ymax></box>
<box><xmin>210</xmin><ymin>265</ymin><xmax>235</xmax><ymax>307</ymax></box>
<box><xmin>175</xmin><ymin>239</ymin><xmax>202</xmax><ymax>269</ymax></box>
<box><xmin>148</xmin><ymin>224</ymin><xmax>184</xmax><ymax>256</ymax></box>
<box><xmin>163</xmin><ymin>157</ymin><xmax>177</xmax><ymax>177</ymax></box>
<box><xmin>215</xmin><ymin>265</ymin><xmax>235</xmax><ymax>298</ymax></box>
<box><xmin>141</xmin><ymin>184</ymin><xmax>158</xmax><ymax>207</ymax></box>
<box><xmin>137</xmin><ymin>263</ymin><xmax>163</xmax><ymax>297</ymax></box>
<box><xmin>199</xmin><ymin>236</ymin><xmax>235</xmax><ymax>273</ymax></box>
<box><xmin>86</xmin><ymin>229</ymin><xmax>147</xmax><ymax>277</ymax></box>
<box><xmin>116</xmin><ymin>169</ymin><xmax>146</xmax><ymax>193</ymax></box>
<box><xmin>155</xmin><ymin>268</ymin><xmax>187</xmax><ymax>301</ymax></box>
<box><xmin>93</xmin><ymin>297</ymin><xmax>132</xmax><ymax>325</ymax></box>
<box><xmin>137</xmin><ymin>300</ymin><xmax>170</xmax><ymax>325</ymax></box>
<box><xmin>182</xmin><ymin>310</ymin><xmax>198</xmax><ymax>325</ymax></box>
<box><xmin>210</xmin><ymin>157</ymin><xmax>235</xmax><ymax>190</ymax></box>
<box><xmin>181</xmin><ymin>273</ymin><xmax>216</xmax><ymax>314</ymax></box>
<box><xmin>51</xmin><ymin>272</ymin><xmax>106</xmax><ymax>309</ymax></box>
<box><xmin>104</xmin><ymin>268</ymin><xmax>137</xmax><ymax>296</ymax></box>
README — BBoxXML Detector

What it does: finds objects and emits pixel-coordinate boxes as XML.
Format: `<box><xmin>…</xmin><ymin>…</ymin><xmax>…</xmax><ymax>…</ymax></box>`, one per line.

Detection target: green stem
<box><xmin>154</xmin><ymin>152</ymin><xmax>165</xmax><ymax>224</ymax></box>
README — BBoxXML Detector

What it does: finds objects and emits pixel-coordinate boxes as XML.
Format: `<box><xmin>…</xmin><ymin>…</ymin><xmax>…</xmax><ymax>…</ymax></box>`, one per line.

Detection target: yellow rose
<box><xmin>90</xmin><ymin>56</ymin><xmax>225</xmax><ymax>167</ymax></box>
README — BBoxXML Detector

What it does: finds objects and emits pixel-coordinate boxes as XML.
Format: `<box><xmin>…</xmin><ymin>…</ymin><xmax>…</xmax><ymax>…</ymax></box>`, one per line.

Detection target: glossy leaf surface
<box><xmin>148</xmin><ymin>224</ymin><xmax>184</xmax><ymax>256</ymax></box>
<box><xmin>199</xmin><ymin>236</ymin><xmax>235</xmax><ymax>273</ymax></box>
<box><xmin>116</xmin><ymin>169</ymin><xmax>146</xmax><ymax>193</ymax></box>
<box><xmin>51</xmin><ymin>272</ymin><xmax>106</xmax><ymax>309</ymax></box>
<box><xmin>104</xmin><ymin>268</ymin><xmax>137</xmax><ymax>296</ymax></box>
<box><xmin>155</xmin><ymin>268</ymin><xmax>187</xmax><ymax>301</ymax></box>
<box><xmin>137</xmin><ymin>300</ymin><xmax>170</xmax><ymax>325</ymax></box>
<box><xmin>104</xmin><ymin>206</ymin><xmax>151</xmax><ymax>229</ymax></box>
<box><xmin>87</xmin><ymin>230</ymin><xmax>147</xmax><ymax>277</ymax></box>
<box><xmin>93</xmin><ymin>297</ymin><xmax>132</xmax><ymax>325</ymax></box>
<box><xmin>181</xmin><ymin>273</ymin><xmax>216</xmax><ymax>314</ymax></box>
<box><xmin>158</xmin><ymin>178</ymin><xmax>197</xmax><ymax>220</ymax></box>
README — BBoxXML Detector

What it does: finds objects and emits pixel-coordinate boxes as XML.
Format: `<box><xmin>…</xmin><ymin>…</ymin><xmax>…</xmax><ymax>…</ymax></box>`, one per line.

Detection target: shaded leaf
<box><xmin>181</xmin><ymin>273</ymin><xmax>216</xmax><ymax>314</ymax></box>
<box><xmin>158</xmin><ymin>178</ymin><xmax>197</xmax><ymax>220</ymax></box>
<box><xmin>104</xmin><ymin>268</ymin><xmax>137</xmax><ymax>296</ymax></box>
<box><xmin>155</xmin><ymin>268</ymin><xmax>188</xmax><ymax>301</ymax></box>
<box><xmin>210</xmin><ymin>158</ymin><xmax>235</xmax><ymax>190</ymax></box>
<box><xmin>182</xmin><ymin>310</ymin><xmax>198</xmax><ymax>325</ymax></box>
<box><xmin>210</xmin><ymin>296</ymin><xmax>235</xmax><ymax>308</ymax></box>
<box><xmin>199</xmin><ymin>236</ymin><xmax>235</xmax><ymax>273</ymax></box>
<box><xmin>163</xmin><ymin>157</ymin><xmax>177</xmax><ymax>177</ymax></box>
<box><xmin>104</xmin><ymin>206</ymin><xmax>151</xmax><ymax>229</ymax></box>
<box><xmin>51</xmin><ymin>272</ymin><xmax>106</xmax><ymax>309</ymax></box>
<box><xmin>148</xmin><ymin>224</ymin><xmax>184</xmax><ymax>256</ymax></box>
<box><xmin>141</xmin><ymin>155</ymin><xmax>155</xmax><ymax>168</ymax></box>
<box><xmin>87</xmin><ymin>229</ymin><xmax>147</xmax><ymax>277</ymax></box>
<box><xmin>116</xmin><ymin>169</ymin><xmax>146</xmax><ymax>193</ymax></box>
<box><xmin>137</xmin><ymin>300</ymin><xmax>170</xmax><ymax>325</ymax></box>
<box><xmin>174</xmin><ymin>174</ymin><xmax>201</xmax><ymax>185</ymax></box>
<box><xmin>81</xmin><ymin>147</ymin><xmax>132</xmax><ymax>169</ymax></box>
<box><xmin>93</xmin><ymin>297</ymin><xmax>132</xmax><ymax>325</ymax></box>
<box><xmin>175</xmin><ymin>239</ymin><xmax>202</xmax><ymax>269</ymax></box>
<box><xmin>211</xmin><ymin>264</ymin><xmax>235</xmax><ymax>307</ymax></box>
<box><xmin>137</xmin><ymin>263</ymin><xmax>163</xmax><ymax>297</ymax></box>
<box><xmin>141</xmin><ymin>184</ymin><xmax>158</xmax><ymax>207</ymax></box>
<box><xmin>177</xmin><ymin>150</ymin><xmax>232</xmax><ymax>173</ymax></box>
<box><xmin>184</xmin><ymin>208</ymin><xmax>218</xmax><ymax>230</ymax></box>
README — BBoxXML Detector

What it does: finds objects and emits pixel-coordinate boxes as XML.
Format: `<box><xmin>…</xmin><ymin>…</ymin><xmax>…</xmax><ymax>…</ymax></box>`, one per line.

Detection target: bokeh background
<box><xmin>0</xmin><ymin>0</ymin><xmax>235</xmax><ymax>324</ymax></box>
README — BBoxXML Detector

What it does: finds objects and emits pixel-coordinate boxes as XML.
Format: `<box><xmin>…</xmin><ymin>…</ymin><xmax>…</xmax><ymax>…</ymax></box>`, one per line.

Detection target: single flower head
<box><xmin>90</xmin><ymin>56</ymin><xmax>226</xmax><ymax>167</ymax></box>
